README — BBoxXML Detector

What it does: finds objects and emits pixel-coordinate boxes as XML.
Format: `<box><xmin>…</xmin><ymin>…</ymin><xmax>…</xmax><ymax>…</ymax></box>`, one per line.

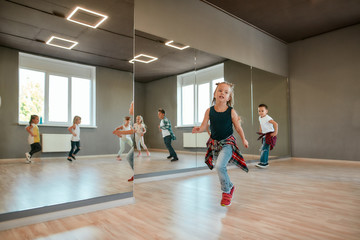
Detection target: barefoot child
<box><xmin>134</xmin><ymin>115</ymin><xmax>150</xmax><ymax>157</ymax></box>
<box><xmin>114</xmin><ymin>116</ymin><xmax>133</xmax><ymax>160</ymax></box>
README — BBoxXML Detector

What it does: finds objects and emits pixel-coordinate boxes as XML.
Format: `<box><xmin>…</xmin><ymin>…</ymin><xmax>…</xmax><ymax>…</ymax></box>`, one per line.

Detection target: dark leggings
<box><xmin>164</xmin><ymin>135</ymin><xmax>177</xmax><ymax>158</ymax></box>
<box><xmin>29</xmin><ymin>142</ymin><xmax>42</xmax><ymax>156</ymax></box>
<box><xmin>68</xmin><ymin>141</ymin><xmax>80</xmax><ymax>157</ymax></box>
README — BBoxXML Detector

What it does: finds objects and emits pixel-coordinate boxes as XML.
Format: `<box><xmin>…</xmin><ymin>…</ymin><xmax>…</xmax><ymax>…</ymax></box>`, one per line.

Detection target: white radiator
<box><xmin>183</xmin><ymin>132</ymin><xmax>209</xmax><ymax>148</ymax></box>
<box><xmin>42</xmin><ymin>134</ymin><xmax>72</xmax><ymax>152</ymax></box>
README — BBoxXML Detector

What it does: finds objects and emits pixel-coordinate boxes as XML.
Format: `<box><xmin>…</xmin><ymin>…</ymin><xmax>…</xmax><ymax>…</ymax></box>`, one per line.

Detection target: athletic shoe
<box><xmin>170</xmin><ymin>157</ymin><xmax>179</xmax><ymax>162</ymax></box>
<box><xmin>128</xmin><ymin>176</ymin><xmax>134</xmax><ymax>182</ymax></box>
<box><xmin>167</xmin><ymin>155</ymin><xmax>172</xmax><ymax>159</ymax></box>
<box><xmin>220</xmin><ymin>186</ymin><xmax>235</xmax><ymax>206</ymax></box>
<box><xmin>230</xmin><ymin>185</ymin><xmax>235</xmax><ymax>197</ymax></box>
<box><xmin>67</xmin><ymin>157</ymin><xmax>72</xmax><ymax>162</ymax></box>
<box><xmin>255</xmin><ymin>162</ymin><xmax>268</xmax><ymax>168</ymax></box>
<box><xmin>25</xmin><ymin>152</ymin><xmax>31</xmax><ymax>163</ymax></box>
<box><xmin>71</xmin><ymin>154</ymin><xmax>76</xmax><ymax>160</ymax></box>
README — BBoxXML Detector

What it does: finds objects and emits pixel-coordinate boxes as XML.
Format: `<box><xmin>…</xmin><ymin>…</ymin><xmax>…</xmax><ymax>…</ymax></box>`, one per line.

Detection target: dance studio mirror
<box><xmin>0</xmin><ymin>0</ymin><xmax>134</xmax><ymax>220</ymax></box>
<box><xmin>134</xmin><ymin>30</ymin><xmax>290</xmax><ymax>178</ymax></box>
<box><xmin>133</xmin><ymin>30</ymin><xmax>225</xmax><ymax>177</ymax></box>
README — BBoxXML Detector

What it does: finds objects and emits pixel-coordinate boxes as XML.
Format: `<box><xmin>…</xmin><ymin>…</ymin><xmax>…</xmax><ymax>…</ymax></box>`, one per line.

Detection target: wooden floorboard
<box><xmin>0</xmin><ymin>158</ymin><xmax>359</xmax><ymax>239</ymax></box>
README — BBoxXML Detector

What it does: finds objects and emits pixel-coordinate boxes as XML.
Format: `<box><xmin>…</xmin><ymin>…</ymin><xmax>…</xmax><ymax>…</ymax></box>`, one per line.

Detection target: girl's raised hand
<box><xmin>192</xmin><ymin>126</ymin><xmax>200</xmax><ymax>133</ymax></box>
<box><xmin>112</xmin><ymin>130</ymin><xmax>121</xmax><ymax>137</ymax></box>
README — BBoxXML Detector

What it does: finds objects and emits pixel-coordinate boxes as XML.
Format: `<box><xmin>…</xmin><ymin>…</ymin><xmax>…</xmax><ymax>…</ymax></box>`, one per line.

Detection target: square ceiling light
<box><xmin>46</xmin><ymin>36</ymin><xmax>78</xmax><ymax>49</ymax></box>
<box><xmin>165</xmin><ymin>40</ymin><xmax>190</xmax><ymax>50</ymax></box>
<box><xmin>67</xmin><ymin>6</ymin><xmax>108</xmax><ymax>28</ymax></box>
<box><xmin>129</xmin><ymin>54</ymin><xmax>158</xmax><ymax>64</ymax></box>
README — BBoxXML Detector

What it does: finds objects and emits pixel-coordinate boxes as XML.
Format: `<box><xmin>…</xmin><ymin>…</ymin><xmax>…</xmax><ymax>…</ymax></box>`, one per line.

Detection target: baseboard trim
<box><xmin>0</xmin><ymin>192</ymin><xmax>134</xmax><ymax>231</ymax></box>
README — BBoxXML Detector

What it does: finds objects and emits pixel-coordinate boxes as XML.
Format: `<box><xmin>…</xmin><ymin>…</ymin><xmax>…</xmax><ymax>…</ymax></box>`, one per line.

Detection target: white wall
<box><xmin>134</xmin><ymin>0</ymin><xmax>288</xmax><ymax>77</ymax></box>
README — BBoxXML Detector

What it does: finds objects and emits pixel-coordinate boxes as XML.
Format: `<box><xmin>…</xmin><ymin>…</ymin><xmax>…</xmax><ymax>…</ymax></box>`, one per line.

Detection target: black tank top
<box><xmin>209</xmin><ymin>106</ymin><xmax>233</xmax><ymax>141</ymax></box>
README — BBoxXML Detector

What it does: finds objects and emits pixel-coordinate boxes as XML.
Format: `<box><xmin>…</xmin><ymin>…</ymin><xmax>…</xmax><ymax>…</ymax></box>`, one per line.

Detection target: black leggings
<box><xmin>68</xmin><ymin>141</ymin><xmax>80</xmax><ymax>157</ymax></box>
<box><xmin>29</xmin><ymin>142</ymin><xmax>42</xmax><ymax>156</ymax></box>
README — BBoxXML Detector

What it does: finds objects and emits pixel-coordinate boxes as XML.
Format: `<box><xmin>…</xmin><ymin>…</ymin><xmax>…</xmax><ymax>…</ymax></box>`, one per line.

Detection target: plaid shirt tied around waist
<box><xmin>205</xmin><ymin>135</ymin><xmax>248</xmax><ymax>173</ymax></box>
<box><xmin>257</xmin><ymin>132</ymin><xmax>277</xmax><ymax>150</ymax></box>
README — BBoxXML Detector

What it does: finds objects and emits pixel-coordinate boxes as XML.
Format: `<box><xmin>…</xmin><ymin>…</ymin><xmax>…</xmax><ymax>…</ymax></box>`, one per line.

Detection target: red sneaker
<box><xmin>230</xmin><ymin>185</ymin><xmax>235</xmax><ymax>197</ymax></box>
<box><xmin>128</xmin><ymin>176</ymin><xmax>134</xmax><ymax>182</ymax></box>
<box><xmin>221</xmin><ymin>186</ymin><xmax>235</xmax><ymax>206</ymax></box>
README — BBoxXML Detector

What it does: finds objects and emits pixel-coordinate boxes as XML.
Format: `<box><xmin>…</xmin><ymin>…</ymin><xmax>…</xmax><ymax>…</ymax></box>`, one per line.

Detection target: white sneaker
<box><xmin>25</xmin><ymin>152</ymin><xmax>32</xmax><ymax>163</ymax></box>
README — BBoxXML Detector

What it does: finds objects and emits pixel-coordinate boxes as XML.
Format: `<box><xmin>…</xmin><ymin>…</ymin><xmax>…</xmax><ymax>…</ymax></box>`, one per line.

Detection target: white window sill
<box><xmin>18</xmin><ymin>123</ymin><xmax>97</xmax><ymax>128</ymax></box>
<box><xmin>175</xmin><ymin>125</ymin><xmax>198</xmax><ymax>129</ymax></box>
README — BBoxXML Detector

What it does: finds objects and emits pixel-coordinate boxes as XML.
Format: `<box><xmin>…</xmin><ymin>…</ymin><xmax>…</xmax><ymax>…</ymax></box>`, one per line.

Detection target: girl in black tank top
<box><xmin>209</xmin><ymin>106</ymin><xmax>233</xmax><ymax>140</ymax></box>
<box><xmin>192</xmin><ymin>82</ymin><xmax>249</xmax><ymax>207</ymax></box>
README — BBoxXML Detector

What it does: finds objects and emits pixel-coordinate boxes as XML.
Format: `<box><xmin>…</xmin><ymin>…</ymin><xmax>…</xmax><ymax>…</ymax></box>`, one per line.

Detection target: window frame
<box><xmin>177</xmin><ymin>63</ymin><xmax>224</xmax><ymax>127</ymax></box>
<box><xmin>18</xmin><ymin>52</ymin><xmax>96</xmax><ymax>127</ymax></box>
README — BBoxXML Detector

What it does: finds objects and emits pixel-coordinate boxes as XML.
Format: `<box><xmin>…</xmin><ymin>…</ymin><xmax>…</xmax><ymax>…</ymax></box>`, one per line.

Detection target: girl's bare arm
<box><xmin>232</xmin><ymin>109</ymin><xmax>249</xmax><ymax>148</ymax></box>
<box><xmin>26</xmin><ymin>125</ymin><xmax>33</xmax><ymax>136</ymax></box>
<box><xmin>192</xmin><ymin>108</ymin><xmax>210</xmax><ymax>133</ymax></box>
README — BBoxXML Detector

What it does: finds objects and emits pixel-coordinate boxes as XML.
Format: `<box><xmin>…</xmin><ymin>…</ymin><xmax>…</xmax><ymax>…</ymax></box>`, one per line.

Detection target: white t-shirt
<box><xmin>27</xmin><ymin>123</ymin><xmax>40</xmax><ymax>144</ymax></box>
<box><xmin>259</xmin><ymin>115</ymin><xmax>274</xmax><ymax>134</ymax></box>
<box><xmin>121</xmin><ymin>124</ymin><xmax>132</xmax><ymax>140</ymax></box>
<box><xmin>160</xmin><ymin>120</ymin><xmax>170</xmax><ymax>137</ymax></box>
<box><xmin>134</xmin><ymin>123</ymin><xmax>145</xmax><ymax>136</ymax></box>
<box><xmin>71</xmin><ymin>124</ymin><xmax>80</xmax><ymax>141</ymax></box>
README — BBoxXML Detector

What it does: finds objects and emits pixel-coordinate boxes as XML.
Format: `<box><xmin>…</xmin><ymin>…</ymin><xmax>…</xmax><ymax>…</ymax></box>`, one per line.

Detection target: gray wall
<box><xmin>289</xmin><ymin>24</ymin><xmax>360</xmax><ymax>161</ymax></box>
<box><xmin>223</xmin><ymin>60</ymin><xmax>253</xmax><ymax>152</ymax></box>
<box><xmin>0</xmin><ymin>46</ymin><xmax>133</xmax><ymax>159</ymax></box>
<box><xmin>138</xmin><ymin>75</ymin><xmax>184</xmax><ymax>150</ymax></box>
<box><xmin>134</xmin><ymin>0</ymin><xmax>288</xmax><ymax>77</ymax></box>
<box><xmin>134</xmin><ymin>81</ymin><xmax>145</xmax><ymax>118</ymax></box>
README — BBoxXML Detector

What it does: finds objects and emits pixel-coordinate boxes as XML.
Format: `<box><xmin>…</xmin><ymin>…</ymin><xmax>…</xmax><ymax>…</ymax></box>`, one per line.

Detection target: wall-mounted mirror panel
<box><xmin>0</xmin><ymin>0</ymin><xmax>134</xmax><ymax>221</ymax></box>
<box><xmin>250</xmin><ymin>68</ymin><xmax>290</xmax><ymax>159</ymax></box>
<box><xmin>134</xmin><ymin>30</ymin><xmax>226</xmax><ymax>177</ymax></box>
<box><xmin>134</xmin><ymin>30</ymin><xmax>291</xmax><ymax>179</ymax></box>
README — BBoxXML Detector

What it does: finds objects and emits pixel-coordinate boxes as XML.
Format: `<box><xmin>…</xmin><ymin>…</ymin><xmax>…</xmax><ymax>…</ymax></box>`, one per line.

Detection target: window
<box><xmin>177</xmin><ymin>63</ymin><xmax>224</xmax><ymax>126</ymax></box>
<box><xmin>18</xmin><ymin>53</ymin><xmax>96</xmax><ymax>126</ymax></box>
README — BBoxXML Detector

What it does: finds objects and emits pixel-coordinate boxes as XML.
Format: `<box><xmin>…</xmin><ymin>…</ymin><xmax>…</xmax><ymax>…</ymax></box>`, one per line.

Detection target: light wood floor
<box><xmin>0</xmin><ymin>158</ymin><xmax>359</xmax><ymax>240</ymax></box>
<box><xmin>0</xmin><ymin>156</ymin><xmax>133</xmax><ymax>214</ymax></box>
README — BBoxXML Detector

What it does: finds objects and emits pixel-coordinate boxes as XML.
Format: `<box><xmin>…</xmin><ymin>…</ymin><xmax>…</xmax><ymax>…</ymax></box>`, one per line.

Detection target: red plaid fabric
<box><xmin>204</xmin><ymin>135</ymin><xmax>248</xmax><ymax>173</ymax></box>
<box><xmin>257</xmin><ymin>132</ymin><xmax>277</xmax><ymax>150</ymax></box>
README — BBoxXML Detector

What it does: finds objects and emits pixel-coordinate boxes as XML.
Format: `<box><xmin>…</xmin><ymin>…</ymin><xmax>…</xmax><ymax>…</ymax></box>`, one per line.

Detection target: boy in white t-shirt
<box><xmin>256</xmin><ymin>104</ymin><xmax>278</xmax><ymax>168</ymax></box>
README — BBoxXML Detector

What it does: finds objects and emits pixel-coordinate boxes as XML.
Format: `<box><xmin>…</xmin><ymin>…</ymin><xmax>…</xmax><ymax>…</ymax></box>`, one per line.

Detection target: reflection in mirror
<box><xmin>251</xmin><ymin>68</ymin><xmax>290</xmax><ymax>161</ymax></box>
<box><xmin>133</xmin><ymin>31</ymin><xmax>290</xmax><ymax>179</ymax></box>
<box><xmin>0</xmin><ymin>0</ymin><xmax>134</xmax><ymax>219</ymax></box>
<box><xmin>194</xmin><ymin>59</ymin><xmax>290</xmax><ymax>168</ymax></box>
<box><xmin>134</xmin><ymin>30</ymin><xmax>225</xmax><ymax>177</ymax></box>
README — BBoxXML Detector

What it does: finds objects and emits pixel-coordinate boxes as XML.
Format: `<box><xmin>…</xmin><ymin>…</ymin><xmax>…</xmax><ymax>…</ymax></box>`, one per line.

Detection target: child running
<box><xmin>115</xmin><ymin>116</ymin><xmax>133</xmax><ymax>161</ymax></box>
<box><xmin>113</xmin><ymin>102</ymin><xmax>135</xmax><ymax>182</ymax></box>
<box><xmin>67</xmin><ymin>116</ymin><xmax>81</xmax><ymax>162</ymax></box>
<box><xmin>25</xmin><ymin>115</ymin><xmax>42</xmax><ymax>163</ymax></box>
<box><xmin>192</xmin><ymin>82</ymin><xmax>249</xmax><ymax>207</ymax></box>
<box><xmin>134</xmin><ymin>115</ymin><xmax>150</xmax><ymax>157</ymax></box>
<box><xmin>256</xmin><ymin>104</ymin><xmax>278</xmax><ymax>168</ymax></box>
